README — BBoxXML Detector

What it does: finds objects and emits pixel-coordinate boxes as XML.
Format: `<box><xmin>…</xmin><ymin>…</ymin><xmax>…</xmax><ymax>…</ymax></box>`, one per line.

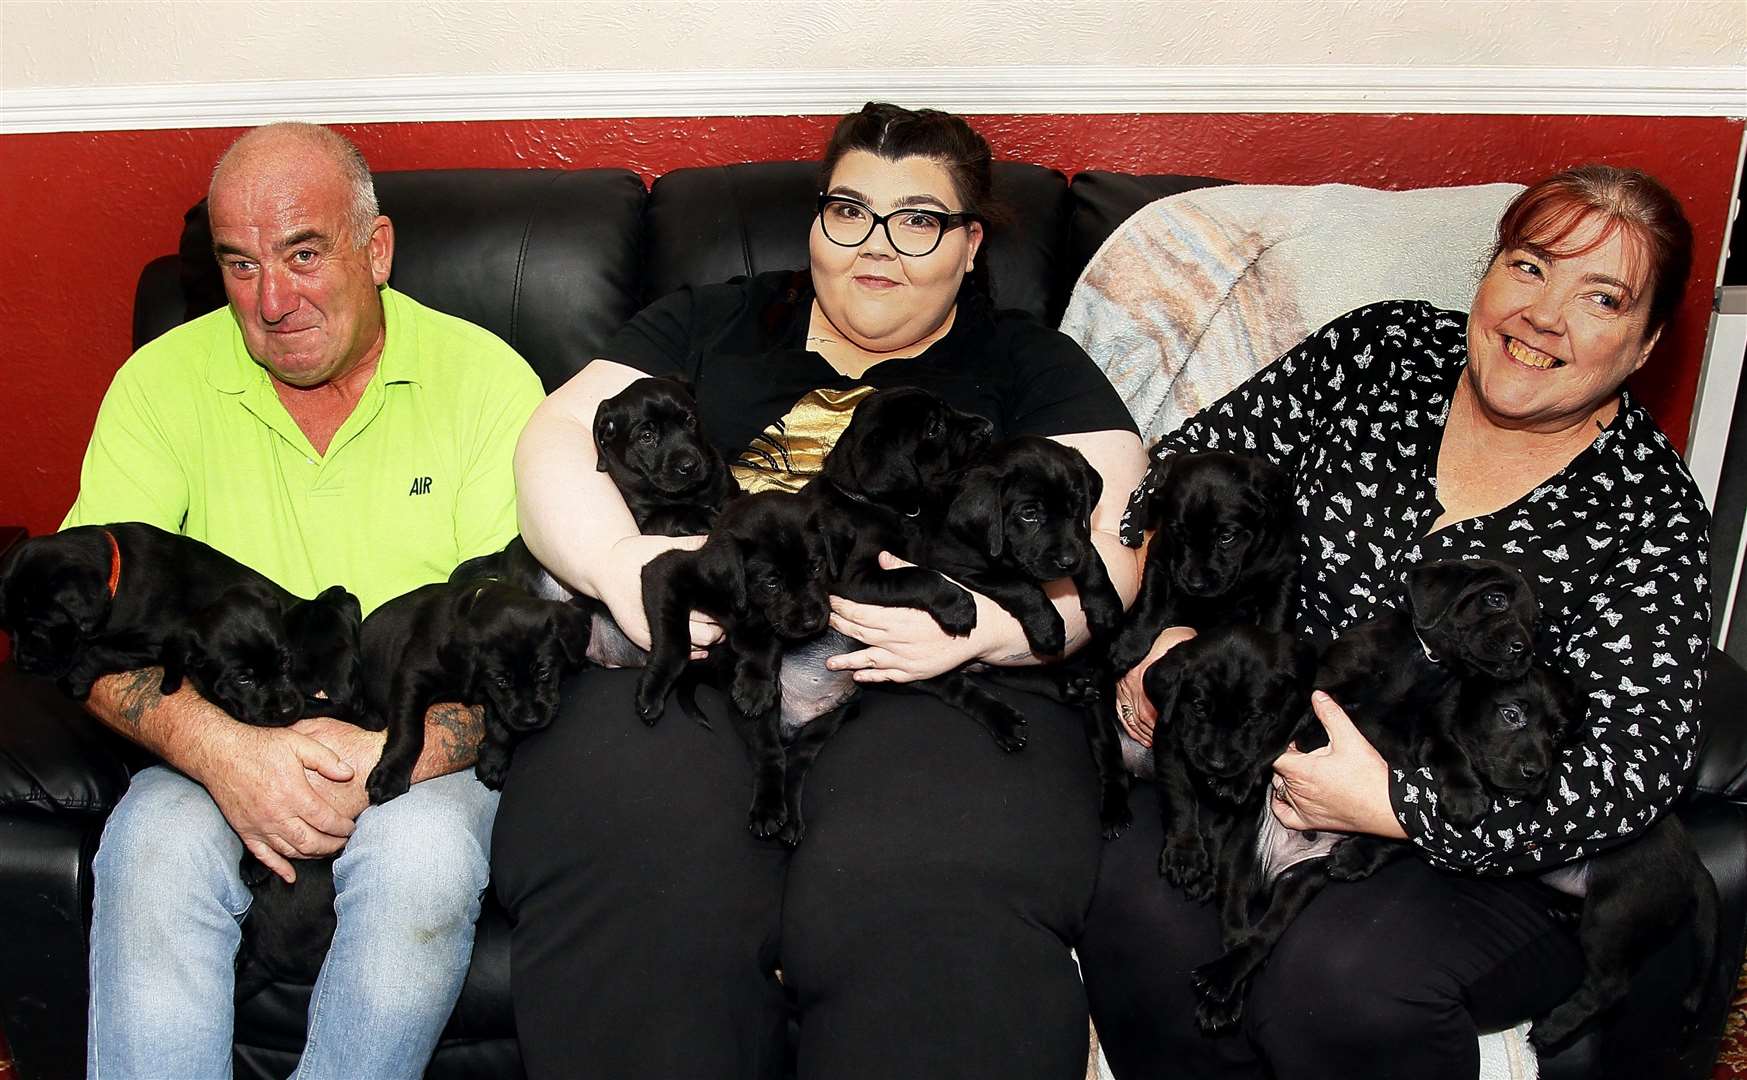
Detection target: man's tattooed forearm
<box><xmin>113</xmin><ymin>668</ymin><xmax>167</xmax><ymax>732</ymax></box>
<box><xmin>427</xmin><ymin>703</ymin><xmax>484</xmax><ymax>769</ymax></box>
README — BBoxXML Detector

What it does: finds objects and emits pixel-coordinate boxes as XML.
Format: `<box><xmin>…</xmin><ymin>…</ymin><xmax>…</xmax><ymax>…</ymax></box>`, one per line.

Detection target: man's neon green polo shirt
<box><xmin>63</xmin><ymin>287</ymin><xmax>545</xmax><ymax>613</ymax></box>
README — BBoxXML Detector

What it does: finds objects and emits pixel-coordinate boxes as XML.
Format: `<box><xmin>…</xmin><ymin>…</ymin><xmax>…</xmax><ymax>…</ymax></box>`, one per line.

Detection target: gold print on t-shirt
<box><xmin>733</xmin><ymin>385</ymin><xmax>877</xmax><ymax>494</ymax></box>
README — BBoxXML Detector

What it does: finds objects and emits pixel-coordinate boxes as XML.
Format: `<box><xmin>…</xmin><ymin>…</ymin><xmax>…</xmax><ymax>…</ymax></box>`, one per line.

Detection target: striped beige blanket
<box><xmin>1060</xmin><ymin>181</ymin><xmax>1524</xmax><ymax>445</ymax></box>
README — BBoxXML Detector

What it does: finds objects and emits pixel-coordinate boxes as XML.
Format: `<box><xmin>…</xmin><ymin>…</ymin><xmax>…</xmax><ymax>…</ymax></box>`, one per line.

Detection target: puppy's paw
<box><xmin>473</xmin><ymin>756</ymin><xmax>509</xmax><ymax>791</ymax></box>
<box><xmin>731</xmin><ymin>676</ymin><xmax>778</xmax><ymax>719</ymax></box>
<box><xmin>364</xmin><ymin>763</ymin><xmax>412</xmax><ymax>805</ymax></box>
<box><xmin>238</xmin><ymin>855</ymin><xmax>275</xmax><ymax>889</ymax></box>
<box><xmin>1099</xmin><ymin>783</ymin><xmax>1133</xmax><ymax>839</ymax></box>
<box><xmin>1161</xmin><ymin>845</ymin><xmax>1213</xmax><ymax>900</ymax></box>
<box><xmin>1193</xmin><ymin>991</ymin><xmax>1246</xmax><ymax>1036</ymax></box>
<box><xmin>634</xmin><ymin>675</ymin><xmax>668</xmax><ymax>724</ymax></box>
<box><xmin>932</xmin><ymin>590</ymin><xmax>979</xmax><ymax>638</ymax></box>
<box><xmin>984</xmin><ymin>703</ymin><xmax>1029</xmax><ymax>753</ymax></box>
<box><xmin>1189</xmin><ymin>952</ymin><xmax>1246</xmax><ymax>1004</ymax></box>
<box><xmin>1061</xmin><ymin>671</ymin><xmax>1103</xmax><ymax>704</ymax></box>
<box><xmin>747</xmin><ymin>792</ymin><xmax>789</xmax><ymax>842</ymax></box>
<box><xmin>1528</xmin><ymin>1007</ymin><xmax>1587</xmax><ymax>1053</ymax></box>
<box><xmin>777</xmin><ymin>810</ymin><xmax>806</xmax><ymax>849</ymax></box>
<box><xmin>1324</xmin><ymin>843</ymin><xmax>1378</xmax><ymax>882</ymax></box>
<box><xmin>1441</xmin><ymin>787</ymin><xmax>1492</xmax><ymax>829</ymax></box>
<box><xmin>1029</xmin><ymin>623</ymin><xmax>1067</xmax><ymax>658</ymax></box>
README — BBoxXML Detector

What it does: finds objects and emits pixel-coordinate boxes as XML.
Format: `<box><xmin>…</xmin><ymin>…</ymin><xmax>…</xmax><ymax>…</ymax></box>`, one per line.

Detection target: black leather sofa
<box><xmin>2</xmin><ymin>162</ymin><xmax>1743</xmax><ymax>1080</ymax></box>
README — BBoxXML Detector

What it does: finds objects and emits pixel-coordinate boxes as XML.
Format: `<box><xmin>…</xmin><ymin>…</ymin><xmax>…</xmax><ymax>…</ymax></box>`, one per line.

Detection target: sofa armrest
<box><xmin>1677</xmin><ymin>795</ymin><xmax>1747</xmax><ymax>1077</ymax></box>
<box><xmin>0</xmin><ymin>663</ymin><xmax>139</xmax><ymax>816</ymax></box>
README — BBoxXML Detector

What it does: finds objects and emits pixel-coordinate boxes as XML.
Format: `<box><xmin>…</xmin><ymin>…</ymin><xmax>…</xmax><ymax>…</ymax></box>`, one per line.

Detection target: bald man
<box><xmin>68</xmin><ymin>123</ymin><xmax>544</xmax><ymax>1078</ymax></box>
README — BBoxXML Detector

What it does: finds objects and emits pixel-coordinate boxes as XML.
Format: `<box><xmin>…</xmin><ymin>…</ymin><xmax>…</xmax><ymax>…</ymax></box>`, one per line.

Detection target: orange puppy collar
<box><xmin>102</xmin><ymin>529</ymin><xmax>121</xmax><ymax>599</ymax></box>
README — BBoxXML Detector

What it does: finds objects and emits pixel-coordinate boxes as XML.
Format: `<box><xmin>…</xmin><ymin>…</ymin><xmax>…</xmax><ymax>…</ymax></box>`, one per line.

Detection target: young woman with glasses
<box><xmin>498</xmin><ymin>102</ymin><xmax>1146</xmax><ymax>1079</ymax></box>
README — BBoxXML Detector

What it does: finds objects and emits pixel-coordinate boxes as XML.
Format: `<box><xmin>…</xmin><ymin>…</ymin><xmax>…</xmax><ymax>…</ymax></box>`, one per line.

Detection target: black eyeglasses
<box><xmin>816</xmin><ymin>195</ymin><xmax>976</xmax><ymax>257</ymax></box>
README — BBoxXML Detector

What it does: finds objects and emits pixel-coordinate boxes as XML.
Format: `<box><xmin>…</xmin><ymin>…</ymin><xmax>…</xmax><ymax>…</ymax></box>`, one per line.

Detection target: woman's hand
<box><xmin>825</xmin><ymin>552</ymin><xmax>1002</xmax><ymax>683</ymax></box>
<box><xmin>597</xmin><ymin>533</ymin><xmax>722</xmax><ymax>657</ymax></box>
<box><xmin>1113</xmin><ymin>625</ymin><xmax>1199</xmax><ymax>745</ymax></box>
<box><xmin>1269</xmin><ymin>691</ymin><xmax>1407</xmax><ymax>839</ymax></box>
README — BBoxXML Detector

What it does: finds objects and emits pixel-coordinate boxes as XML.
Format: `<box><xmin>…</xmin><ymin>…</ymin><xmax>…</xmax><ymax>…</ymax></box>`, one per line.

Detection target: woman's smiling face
<box><xmin>1464</xmin><ymin>213</ymin><xmax>1658</xmax><ymax>432</ymax></box>
<box><xmin>809</xmin><ymin>149</ymin><xmax>983</xmax><ymax>354</ymax></box>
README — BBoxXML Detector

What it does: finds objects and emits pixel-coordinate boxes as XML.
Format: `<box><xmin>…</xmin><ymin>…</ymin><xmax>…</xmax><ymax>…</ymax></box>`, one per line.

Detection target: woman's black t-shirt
<box><xmin>598</xmin><ymin>270</ymin><xmax>1137</xmax><ymax>492</ymax></box>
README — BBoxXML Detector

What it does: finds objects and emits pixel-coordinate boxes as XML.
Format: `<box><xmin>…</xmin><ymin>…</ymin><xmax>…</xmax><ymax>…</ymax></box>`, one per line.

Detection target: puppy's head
<box><xmin>701</xmin><ymin>492</ymin><xmax>833</xmax><ymax>639</ymax></box>
<box><xmin>1142</xmin><ymin>624</ymin><xmax>1315</xmax><ymax>806</ymax></box>
<box><xmin>948</xmin><ymin>436</ymin><xmax>1101</xmax><ymax>581</ymax></box>
<box><xmin>1144</xmin><ymin>451</ymin><xmax>1294</xmax><ymax>598</ymax></box>
<box><xmin>170</xmin><ymin>585</ymin><xmax>305</xmax><ymax>726</ymax></box>
<box><xmin>1406</xmin><ymin>559</ymin><xmax>1537</xmax><ymax>679</ymax></box>
<box><xmin>0</xmin><ymin>529</ymin><xmax>113</xmax><ymax>679</ymax></box>
<box><xmin>286</xmin><ymin>585</ymin><xmax>364</xmax><ymax>719</ymax></box>
<box><xmin>822</xmin><ymin>388</ymin><xmax>995</xmax><ymax>511</ymax></box>
<box><xmin>593</xmin><ymin>376</ymin><xmax>727</xmax><ymax>499</ymax></box>
<box><xmin>461</xmin><ymin>585</ymin><xmax>592</xmax><ymax>732</ymax></box>
<box><xmin>1454</xmin><ymin>665</ymin><xmax>1584</xmax><ymax>800</ymax></box>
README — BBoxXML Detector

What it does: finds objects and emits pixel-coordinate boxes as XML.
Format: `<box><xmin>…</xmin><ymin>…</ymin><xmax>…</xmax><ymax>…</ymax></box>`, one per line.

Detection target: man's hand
<box><xmin>293</xmin><ymin>716</ymin><xmax>386</xmax><ymax>821</ymax></box>
<box><xmin>1114</xmin><ymin>625</ymin><xmax>1198</xmax><ymax>746</ymax></box>
<box><xmin>187</xmin><ymin>724</ymin><xmax>360</xmax><ymax>885</ymax></box>
<box><xmin>598</xmin><ymin>533</ymin><xmax>721</xmax><ymax>659</ymax></box>
<box><xmin>1270</xmin><ymin>691</ymin><xmax>1407</xmax><ymax>839</ymax></box>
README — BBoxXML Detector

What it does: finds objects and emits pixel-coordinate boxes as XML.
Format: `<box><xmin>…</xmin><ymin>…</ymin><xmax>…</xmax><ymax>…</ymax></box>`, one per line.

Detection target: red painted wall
<box><xmin>1</xmin><ymin>112</ymin><xmax>1739</xmax><ymax>538</ymax></box>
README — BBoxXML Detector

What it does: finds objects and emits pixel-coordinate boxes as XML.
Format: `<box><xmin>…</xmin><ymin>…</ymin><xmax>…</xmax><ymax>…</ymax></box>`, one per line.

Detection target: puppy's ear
<box><xmin>159</xmin><ymin>627</ymin><xmax>193</xmax><ymax>695</ymax></box>
<box><xmin>947</xmin><ymin>466</ymin><xmax>1005</xmax><ymax>558</ymax></box>
<box><xmin>809</xmin><ymin>507</ymin><xmax>846</xmax><ymax>581</ymax></box>
<box><xmin>593</xmin><ymin>400</ymin><xmax>624</xmax><ymax>474</ymax></box>
<box><xmin>697</xmin><ymin>538</ymin><xmax>749</xmax><ymax>613</ymax></box>
<box><xmin>1251</xmin><ymin>457</ymin><xmax>1294</xmax><ymax>524</ymax></box>
<box><xmin>1404</xmin><ymin>560</ymin><xmax>1475</xmax><ymax>635</ymax></box>
<box><xmin>1544</xmin><ymin>666</ymin><xmax>1587</xmax><ymax>741</ymax></box>
<box><xmin>1140</xmin><ymin>649</ymin><xmax>1184</xmax><ymax>725</ymax></box>
<box><xmin>552</xmin><ymin>604</ymin><xmax>591</xmax><ymax>666</ymax></box>
<box><xmin>317</xmin><ymin>584</ymin><xmax>363</xmax><ymax>627</ymax></box>
<box><xmin>1077</xmin><ymin>454</ymin><xmax>1104</xmax><ymax>530</ymax></box>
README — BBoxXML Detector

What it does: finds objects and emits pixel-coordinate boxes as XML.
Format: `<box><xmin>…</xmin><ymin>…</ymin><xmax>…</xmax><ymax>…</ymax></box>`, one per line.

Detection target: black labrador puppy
<box><xmin>1085</xmin><ymin>450</ymin><xmax>1299</xmax><ymax>837</ymax></box>
<box><xmin>1190</xmin><ymin>558</ymin><xmax>1540</xmax><ymax>1032</ymax></box>
<box><xmin>800</xmin><ymin>386</ymin><xmax>994</xmax><ymax>633</ymax></box>
<box><xmin>592</xmin><ymin>375</ymin><xmax>738</xmax><ymax>536</ymax></box>
<box><xmin>155</xmin><ymin>583</ymin><xmax>366</xmax><ymax>1002</ymax></box>
<box><xmin>0</xmin><ymin>522</ymin><xmax>295</xmax><ymax>698</ymax></box>
<box><xmin>635</xmin><ymin>491</ymin><xmax>835</xmax><ymax>840</ymax></box>
<box><xmin>159</xmin><ymin>583</ymin><xmax>364</xmax><ymax>726</ymax></box>
<box><xmin>451</xmin><ymin>375</ymin><xmax>737</xmax><ymax>667</ymax></box>
<box><xmin>1439</xmin><ymin>671</ymin><xmax>1720</xmax><ymax>1053</ymax></box>
<box><xmin>1108</xmin><ymin>450</ymin><xmax>1298</xmax><ymax>676</ymax></box>
<box><xmin>362</xmin><ymin>581</ymin><xmax>593</xmax><ymax>801</ymax></box>
<box><xmin>1142</xmin><ymin>623</ymin><xmax>1318</xmax><ymax>1030</ymax></box>
<box><xmin>665</xmin><ymin>389</ymin><xmax>993</xmax><ymax>846</ymax></box>
<box><xmin>902</xmin><ymin>436</ymin><xmax>1124</xmax><ymax>754</ymax></box>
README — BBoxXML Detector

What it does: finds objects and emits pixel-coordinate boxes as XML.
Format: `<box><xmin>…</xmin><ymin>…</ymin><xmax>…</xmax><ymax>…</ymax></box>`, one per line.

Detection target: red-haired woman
<box><xmin>1079</xmin><ymin>166</ymin><xmax>1708</xmax><ymax>1078</ymax></box>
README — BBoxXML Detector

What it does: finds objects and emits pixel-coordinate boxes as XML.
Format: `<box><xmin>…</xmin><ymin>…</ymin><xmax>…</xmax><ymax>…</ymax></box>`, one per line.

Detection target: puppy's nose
<box><xmin>1519</xmin><ymin>761</ymin><xmax>1545</xmax><ymax>782</ymax></box>
<box><xmin>673</xmin><ymin>455</ymin><xmax>699</xmax><ymax>476</ymax></box>
<box><xmin>1052</xmin><ymin>551</ymin><xmax>1078</xmax><ymax>571</ymax></box>
<box><xmin>1507</xmin><ymin>639</ymin><xmax>1527</xmax><ymax>655</ymax></box>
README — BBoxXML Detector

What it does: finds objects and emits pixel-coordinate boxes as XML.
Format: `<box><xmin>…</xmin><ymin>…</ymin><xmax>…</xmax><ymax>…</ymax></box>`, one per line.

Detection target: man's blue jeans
<box><xmin>87</xmin><ymin>765</ymin><xmax>497</xmax><ymax>1079</ymax></box>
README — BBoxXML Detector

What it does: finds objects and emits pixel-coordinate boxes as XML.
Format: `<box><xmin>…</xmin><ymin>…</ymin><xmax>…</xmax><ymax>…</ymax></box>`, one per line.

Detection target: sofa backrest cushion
<box><xmin>160</xmin><ymin>169</ymin><xmax>649</xmax><ymax>393</ymax></box>
<box><xmin>642</xmin><ymin>161</ymin><xmax>1074</xmax><ymax>324</ymax></box>
<box><xmin>137</xmin><ymin>164</ymin><xmax>1234</xmax><ymax>387</ymax></box>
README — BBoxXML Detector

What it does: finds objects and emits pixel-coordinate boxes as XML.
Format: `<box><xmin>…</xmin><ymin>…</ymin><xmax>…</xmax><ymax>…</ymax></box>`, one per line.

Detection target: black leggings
<box><xmin>492</xmin><ymin>669</ymin><xmax>1105</xmax><ymax>1080</ymax></box>
<box><xmin>1077</xmin><ymin>782</ymin><xmax>1587</xmax><ymax>1080</ymax></box>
